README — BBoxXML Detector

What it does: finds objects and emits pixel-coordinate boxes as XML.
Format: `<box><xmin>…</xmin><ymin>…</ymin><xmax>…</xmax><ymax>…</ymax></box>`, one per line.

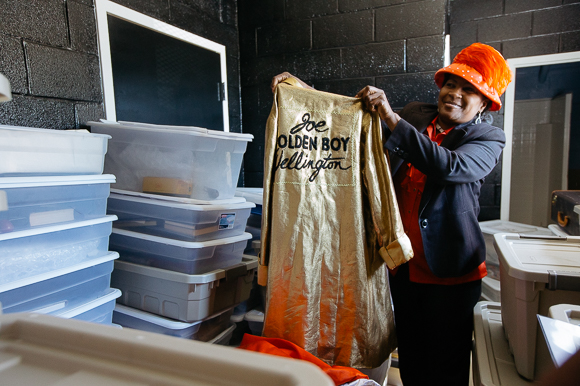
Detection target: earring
<box><xmin>475</xmin><ymin>111</ymin><xmax>482</xmax><ymax>124</ymax></box>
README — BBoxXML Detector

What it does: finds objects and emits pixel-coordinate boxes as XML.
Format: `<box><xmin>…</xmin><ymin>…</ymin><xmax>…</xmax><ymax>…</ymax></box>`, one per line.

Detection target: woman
<box><xmin>271</xmin><ymin>42</ymin><xmax>512</xmax><ymax>385</ymax></box>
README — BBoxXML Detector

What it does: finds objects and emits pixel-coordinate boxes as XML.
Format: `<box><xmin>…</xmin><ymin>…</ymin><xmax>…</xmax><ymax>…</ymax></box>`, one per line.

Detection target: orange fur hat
<box><xmin>434</xmin><ymin>43</ymin><xmax>513</xmax><ymax>111</ymax></box>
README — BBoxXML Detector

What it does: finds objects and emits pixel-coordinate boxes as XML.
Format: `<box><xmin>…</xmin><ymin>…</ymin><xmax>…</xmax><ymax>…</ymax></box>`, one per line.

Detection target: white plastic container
<box><xmin>244</xmin><ymin>308</ymin><xmax>265</xmax><ymax>336</ymax></box>
<box><xmin>54</xmin><ymin>288</ymin><xmax>121</xmax><ymax>325</ymax></box>
<box><xmin>208</xmin><ymin>322</ymin><xmax>236</xmax><ymax>345</ymax></box>
<box><xmin>113</xmin><ymin>304</ymin><xmax>234</xmax><ymax>342</ymax></box>
<box><xmin>479</xmin><ymin>220</ymin><xmax>553</xmax><ymax>281</ymax></box>
<box><xmin>0</xmin><ymin>252</ymin><xmax>118</xmax><ymax>315</ymax></box>
<box><xmin>0</xmin><ymin>175</ymin><xmax>115</xmax><ymax>233</ymax></box>
<box><xmin>89</xmin><ymin>121</ymin><xmax>253</xmax><ymax>201</ymax></box>
<box><xmin>472</xmin><ymin>302</ymin><xmax>532</xmax><ymax>386</ymax></box>
<box><xmin>495</xmin><ymin>233</ymin><xmax>580</xmax><ymax>380</ymax></box>
<box><xmin>107</xmin><ymin>192</ymin><xmax>254</xmax><ymax>241</ymax></box>
<box><xmin>0</xmin><ymin>125</ymin><xmax>110</xmax><ymax>175</ymax></box>
<box><xmin>112</xmin><ymin>256</ymin><xmax>258</xmax><ymax>322</ymax></box>
<box><xmin>0</xmin><ymin>215</ymin><xmax>117</xmax><ymax>284</ymax></box>
<box><xmin>110</xmin><ymin>229</ymin><xmax>252</xmax><ymax>274</ymax></box>
<box><xmin>481</xmin><ymin>276</ymin><xmax>501</xmax><ymax>303</ymax></box>
<box><xmin>0</xmin><ymin>313</ymin><xmax>334</xmax><ymax>385</ymax></box>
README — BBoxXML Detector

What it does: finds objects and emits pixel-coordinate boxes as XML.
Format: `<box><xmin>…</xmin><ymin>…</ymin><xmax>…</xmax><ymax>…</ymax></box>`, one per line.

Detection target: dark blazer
<box><xmin>384</xmin><ymin>102</ymin><xmax>506</xmax><ymax>278</ymax></box>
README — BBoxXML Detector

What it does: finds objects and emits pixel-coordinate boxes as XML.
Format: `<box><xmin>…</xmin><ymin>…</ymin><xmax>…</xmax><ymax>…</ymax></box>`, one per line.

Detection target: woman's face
<box><xmin>437</xmin><ymin>74</ymin><xmax>488</xmax><ymax>129</ymax></box>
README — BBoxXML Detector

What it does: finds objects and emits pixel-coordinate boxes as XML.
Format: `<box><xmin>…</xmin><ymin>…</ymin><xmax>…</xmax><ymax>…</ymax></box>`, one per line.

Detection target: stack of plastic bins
<box><xmin>493</xmin><ymin>233</ymin><xmax>580</xmax><ymax>381</ymax></box>
<box><xmin>478</xmin><ymin>220</ymin><xmax>554</xmax><ymax>302</ymax></box>
<box><xmin>89</xmin><ymin>120</ymin><xmax>257</xmax><ymax>343</ymax></box>
<box><xmin>0</xmin><ymin>125</ymin><xmax>120</xmax><ymax>325</ymax></box>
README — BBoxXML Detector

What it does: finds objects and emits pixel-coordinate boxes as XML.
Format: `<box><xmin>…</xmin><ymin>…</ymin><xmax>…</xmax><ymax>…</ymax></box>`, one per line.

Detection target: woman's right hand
<box><xmin>270</xmin><ymin>72</ymin><xmax>314</xmax><ymax>93</ymax></box>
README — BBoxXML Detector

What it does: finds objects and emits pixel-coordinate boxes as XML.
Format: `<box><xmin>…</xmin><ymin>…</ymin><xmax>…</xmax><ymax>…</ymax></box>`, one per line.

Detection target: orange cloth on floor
<box><xmin>238</xmin><ymin>334</ymin><xmax>369</xmax><ymax>386</ymax></box>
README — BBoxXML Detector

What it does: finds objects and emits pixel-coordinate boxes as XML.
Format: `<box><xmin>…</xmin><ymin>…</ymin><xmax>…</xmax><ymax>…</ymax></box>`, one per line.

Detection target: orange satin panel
<box><xmin>259</xmin><ymin>82</ymin><xmax>413</xmax><ymax>368</ymax></box>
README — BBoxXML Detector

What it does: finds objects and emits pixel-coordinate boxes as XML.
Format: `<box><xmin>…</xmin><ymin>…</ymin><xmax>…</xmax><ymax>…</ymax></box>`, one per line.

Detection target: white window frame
<box><xmin>94</xmin><ymin>0</ymin><xmax>230</xmax><ymax>131</ymax></box>
<box><xmin>500</xmin><ymin>51</ymin><xmax>580</xmax><ymax>220</ymax></box>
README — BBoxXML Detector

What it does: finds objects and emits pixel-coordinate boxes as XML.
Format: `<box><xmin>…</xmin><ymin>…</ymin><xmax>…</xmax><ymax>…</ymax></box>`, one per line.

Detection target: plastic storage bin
<box><xmin>0</xmin><ymin>175</ymin><xmax>115</xmax><ymax>233</ymax></box>
<box><xmin>244</xmin><ymin>309</ymin><xmax>265</xmax><ymax>336</ymax></box>
<box><xmin>110</xmin><ymin>229</ymin><xmax>252</xmax><ymax>274</ymax></box>
<box><xmin>108</xmin><ymin>192</ymin><xmax>254</xmax><ymax>241</ymax></box>
<box><xmin>0</xmin><ymin>252</ymin><xmax>118</xmax><ymax>315</ymax></box>
<box><xmin>53</xmin><ymin>288</ymin><xmax>121</xmax><ymax>325</ymax></box>
<box><xmin>481</xmin><ymin>276</ymin><xmax>502</xmax><ymax>303</ymax></box>
<box><xmin>113</xmin><ymin>304</ymin><xmax>234</xmax><ymax>342</ymax></box>
<box><xmin>0</xmin><ymin>125</ymin><xmax>110</xmax><ymax>176</ymax></box>
<box><xmin>472</xmin><ymin>302</ymin><xmax>532</xmax><ymax>386</ymax></box>
<box><xmin>112</xmin><ymin>256</ymin><xmax>258</xmax><ymax>322</ymax></box>
<box><xmin>479</xmin><ymin>220</ymin><xmax>553</xmax><ymax>281</ymax></box>
<box><xmin>0</xmin><ymin>215</ymin><xmax>117</xmax><ymax>284</ymax></box>
<box><xmin>0</xmin><ymin>313</ymin><xmax>334</xmax><ymax>385</ymax></box>
<box><xmin>89</xmin><ymin>121</ymin><xmax>253</xmax><ymax>201</ymax></box>
<box><xmin>537</xmin><ymin>304</ymin><xmax>580</xmax><ymax>370</ymax></box>
<box><xmin>494</xmin><ymin>233</ymin><xmax>580</xmax><ymax>380</ymax></box>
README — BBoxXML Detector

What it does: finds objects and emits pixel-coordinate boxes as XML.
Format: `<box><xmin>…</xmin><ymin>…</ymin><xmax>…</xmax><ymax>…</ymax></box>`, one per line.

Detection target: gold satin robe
<box><xmin>259</xmin><ymin>81</ymin><xmax>413</xmax><ymax>368</ymax></box>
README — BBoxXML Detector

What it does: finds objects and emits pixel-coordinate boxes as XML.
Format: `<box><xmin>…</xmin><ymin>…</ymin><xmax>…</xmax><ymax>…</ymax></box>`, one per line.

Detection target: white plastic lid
<box><xmin>0</xmin><ymin>174</ymin><xmax>116</xmax><ymax>188</ymax></box>
<box><xmin>114</xmin><ymin>256</ymin><xmax>258</xmax><ymax>284</ymax></box>
<box><xmin>494</xmin><ymin>233</ymin><xmax>580</xmax><ymax>282</ymax></box>
<box><xmin>114</xmin><ymin>304</ymin><xmax>202</xmax><ymax>330</ymax></box>
<box><xmin>235</xmin><ymin>188</ymin><xmax>263</xmax><ymax>206</ymax></box>
<box><xmin>479</xmin><ymin>220</ymin><xmax>551</xmax><ymax>235</ymax></box>
<box><xmin>53</xmin><ymin>288</ymin><xmax>122</xmax><ymax>319</ymax></box>
<box><xmin>244</xmin><ymin>309</ymin><xmax>264</xmax><ymax>323</ymax></box>
<box><xmin>111</xmin><ymin>229</ymin><xmax>252</xmax><ymax>248</ymax></box>
<box><xmin>110</xmin><ymin>188</ymin><xmax>247</xmax><ymax>206</ymax></box>
<box><xmin>109</xmin><ymin>192</ymin><xmax>255</xmax><ymax>211</ymax></box>
<box><xmin>0</xmin><ymin>124</ymin><xmax>111</xmax><ymax>139</ymax></box>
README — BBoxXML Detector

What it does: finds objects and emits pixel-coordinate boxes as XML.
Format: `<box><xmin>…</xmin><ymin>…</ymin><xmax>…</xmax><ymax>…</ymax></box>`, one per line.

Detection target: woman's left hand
<box><xmin>355</xmin><ymin>86</ymin><xmax>400</xmax><ymax>131</ymax></box>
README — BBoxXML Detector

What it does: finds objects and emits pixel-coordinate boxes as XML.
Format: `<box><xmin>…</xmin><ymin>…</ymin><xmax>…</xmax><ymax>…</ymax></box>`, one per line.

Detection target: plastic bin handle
<box><xmin>519</xmin><ymin>234</ymin><xmax>567</xmax><ymax>241</ymax></box>
<box><xmin>548</xmin><ymin>270</ymin><xmax>580</xmax><ymax>291</ymax></box>
<box><xmin>225</xmin><ymin>263</ymin><xmax>248</xmax><ymax>281</ymax></box>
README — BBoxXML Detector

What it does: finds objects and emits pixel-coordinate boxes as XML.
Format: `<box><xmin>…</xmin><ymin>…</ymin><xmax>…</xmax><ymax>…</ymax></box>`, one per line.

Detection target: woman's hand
<box><xmin>271</xmin><ymin>72</ymin><xmax>314</xmax><ymax>93</ymax></box>
<box><xmin>355</xmin><ymin>86</ymin><xmax>400</xmax><ymax>131</ymax></box>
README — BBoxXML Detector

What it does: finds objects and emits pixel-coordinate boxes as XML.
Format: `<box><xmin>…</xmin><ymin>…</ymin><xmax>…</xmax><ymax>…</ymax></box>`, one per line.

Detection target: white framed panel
<box><xmin>94</xmin><ymin>0</ymin><xmax>230</xmax><ymax>131</ymax></box>
<box><xmin>501</xmin><ymin>51</ymin><xmax>580</xmax><ymax>220</ymax></box>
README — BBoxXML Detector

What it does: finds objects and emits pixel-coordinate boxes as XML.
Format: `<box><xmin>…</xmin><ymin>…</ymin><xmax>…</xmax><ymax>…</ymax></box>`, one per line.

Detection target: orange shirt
<box><xmin>393</xmin><ymin>117</ymin><xmax>487</xmax><ymax>284</ymax></box>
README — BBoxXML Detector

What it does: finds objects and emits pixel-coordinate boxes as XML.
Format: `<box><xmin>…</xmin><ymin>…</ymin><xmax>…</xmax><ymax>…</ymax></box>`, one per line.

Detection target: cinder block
<box><xmin>114</xmin><ymin>0</ymin><xmax>170</xmax><ymax>22</ymax></box>
<box><xmin>488</xmin><ymin>110</ymin><xmax>504</xmax><ymax>131</ymax></box>
<box><xmin>342</xmin><ymin>41</ymin><xmax>405</xmax><ymax>78</ymax></box>
<box><xmin>376</xmin><ymin>0</ymin><xmax>445</xmax><ymax>42</ymax></box>
<box><xmin>338</xmin><ymin>0</ymin><xmax>403</xmax><ymax>13</ymax></box>
<box><xmin>407</xmin><ymin>35</ymin><xmax>445</xmax><ymax>73</ymax></box>
<box><xmin>449</xmin><ymin>21</ymin><xmax>478</xmax><ymax>48</ymax></box>
<box><xmin>242</xmin><ymin>171</ymin><xmax>264</xmax><ymax>188</ymax></box>
<box><xmin>0</xmin><ymin>0</ymin><xmax>67</xmax><ymax>47</ymax></box>
<box><xmin>25</xmin><ymin>43</ymin><xmax>102</xmax><ymax>102</ymax></box>
<box><xmin>0</xmin><ymin>94</ymin><xmax>76</xmax><ymax>129</ymax></box>
<box><xmin>238</xmin><ymin>0</ymin><xmax>284</xmax><ymax>27</ymax></box>
<box><xmin>75</xmin><ymin>102</ymin><xmax>104</xmax><ymax>128</ymax></box>
<box><xmin>450</xmin><ymin>0</ymin><xmax>503</xmax><ymax>24</ymax></box>
<box><xmin>477</xmin><ymin>13</ymin><xmax>532</xmax><ymax>42</ymax></box>
<box><xmin>257</xmin><ymin>20</ymin><xmax>311</xmax><ymax>55</ymax></box>
<box><xmin>227</xmin><ymin>85</ymin><xmax>242</xmax><ymax>133</ymax></box>
<box><xmin>222</xmin><ymin>0</ymin><xmax>238</xmax><ymax>27</ymax></box>
<box><xmin>533</xmin><ymin>3</ymin><xmax>580</xmax><ymax>35</ymax></box>
<box><xmin>286</xmin><ymin>0</ymin><xmax>338</xmax><ymax>19</ymax></box>
<box><xmin>312</xmin><ymin>11</ymin><xmax>373</xmax><ymax>49</ymax></box>
<box><xmin>478</xmin><ymin>206</ymin><xmax>501</xmax><ymax>222</ymax></box>
<box><xmin>285</xmin><ymin>49</ymin><xmax>342</xmax><ymax>81</ymax></box>
<box><xmin>240</xmin><ymin>54</ymin><xmax>285</xmax><ymax>87</ymax></box>
<box><xmin>312</xmin><ymin>78</ymin><xmax>375</xmax><ymax>98</ymax></box>
<box><xmin>561</xmin><ymin>31</ymin><xmax>580</xmax><ymax>53</ymax></box>
<box><xmin>376</xmin><ymin>72</ymin><xmax>439</xmax><ymax>109</ymax></box>
<box><xmin>68</xmin><ymin>1</ymin><xmax>98</xmax><ymax>54</ymax></box>
<box><xmin>72</xmin><ymin>0</ymin><xmax>94</xmax><ymax>6</ymax></box>
<box><xmin>505</xmin><ymin>0</ymin><xmax>561</xmax><ymax>14</ymax></box>
<box><xmin>0</xmin><ymin>34</ymin><xmax>27</xmax><ymax>94</ymax></box>
<box><xmin>502</xmin><ymin>35</ymin><xmax>559</xmax><ymax>58</ymax></box>
<box><xmin>172</xmin><ymin>0</ymin><xmax>221</xmax><ymax>21</ymax></box>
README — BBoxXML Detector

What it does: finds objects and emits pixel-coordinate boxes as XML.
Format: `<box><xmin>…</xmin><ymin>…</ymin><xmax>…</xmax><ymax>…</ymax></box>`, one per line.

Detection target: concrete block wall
<box><xmin>0</xmin><ymin>0</ymin><xmax>241</xmax><ymax>136</ymax></box>
<box><xmin>238</xmin><ymin>0</ymin><xmax>448</xmax><ymax>187</ymax></box>
<box><xmin>449</xmin><ymin>0</ymin><xmax>580</xmax><ymax>220</ymax></box>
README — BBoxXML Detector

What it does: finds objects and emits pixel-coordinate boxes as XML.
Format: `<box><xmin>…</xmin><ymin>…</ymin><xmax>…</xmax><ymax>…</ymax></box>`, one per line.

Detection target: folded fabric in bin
<box><xmin>89</xmin><ymin>121</ymin><xmax>253</xmax><ymax>201</ymax></box>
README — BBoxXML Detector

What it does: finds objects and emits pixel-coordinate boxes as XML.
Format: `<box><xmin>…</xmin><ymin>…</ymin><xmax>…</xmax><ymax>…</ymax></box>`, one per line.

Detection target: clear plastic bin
<box><xmin>0</xmin><ymin>313</ymin><xmax>334</xmax><ymax>385</ymax></box>
<box><xmin>0</xmin><ymin>175</ymin><xmax>115</xmax><ymax>233</ymax></box>
<box><xmin>495</xmin><ymin>233</ymin><xmax>580</xmax><ymax>380</ymax></box>
<box><xmin>89</xmin><ymin>121</ymin><xmax>253</xmax><ymax>201</ymax></box>
<box><xmin>479</xmin><ymin>220</ymin><xmax>553</xmax><ymax>281</ymax></box>
<box><xmin>0</xmin><ymin>216</ymin><xmax>117</xmax><ymax>285</ymax></box>
<box><xmin>110</xmin><ymin>229</ymin><xmax>252</xmax><ymax>274</ymax></box>
<box><xmin>0</xmin><ymin>252</ymin><xmax>119</xmax><ymax>315</ymax></box>
<box><xmin>112</xmin><ymin>256</ymin><xmax>258</xmax><ymax>322</ymax></box>
<box><xmin>108</xmin><ymin>192</ymin><xmax>254</xmax><ymax>242</ymax></box>
<box><xmin>54</xmin><ymin>288</ymin><xmax>121</xmax><ymax>325</ymax></box>
<box><xmin>0</xmin><ymin>125</ymin><xmax>110</xmax><ymax>176</ymax></box>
